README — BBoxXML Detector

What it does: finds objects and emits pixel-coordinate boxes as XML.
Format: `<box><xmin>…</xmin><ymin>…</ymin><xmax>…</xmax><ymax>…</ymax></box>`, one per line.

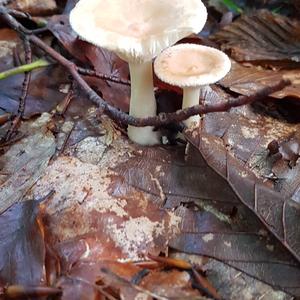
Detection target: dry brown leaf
<box><xmin>211</xmin><ymin>10</ymin><xmax>300</xmax><ymax>63</ymax></box>
<box><xmin>8</xmin><ymin>0</ymin><xmax>57</xmax><ymax>16</ymax></box>
<box><xmin>220</xmin><ymin>61</ymin><xmax>300</xmax><ymax>99</ymax></box>
<box><xmin>0</xmin><ymin>113</ymin><xmax>56</xmax><ymax>213</ymax></box>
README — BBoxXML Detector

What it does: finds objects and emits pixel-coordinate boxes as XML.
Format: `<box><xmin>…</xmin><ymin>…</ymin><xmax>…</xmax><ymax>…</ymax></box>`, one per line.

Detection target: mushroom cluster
<box><xmin>70</xmin><ymin>0</ymin><xmax>207</xmax><ymax>145</ymax></box>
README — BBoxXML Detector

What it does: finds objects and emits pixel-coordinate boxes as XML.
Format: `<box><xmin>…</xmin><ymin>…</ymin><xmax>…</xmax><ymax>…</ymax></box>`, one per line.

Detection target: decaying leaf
<box><xmin>1</xmin><ymin>2</ymin><xmax>300</xmax><ymax>299</ymax></box>
<box><xmin>0</xmin><ymin>64</ymin><xmax>69</xmax><ymax>118</ymax></box>
<box><xmin>211</xmin><ymin>10</ymin><xmax>300</xmax><ymax>63</ymax></box>
<box><xmin>0</xmin><ymin>113</ymin><xmax>56</xmax><ymax>213</ymax></box>
<box><xmin>30</xmin><ymin>129</ymin><xmax>181</xmax><ymax>263</ymax></box>
<box><xmin>0</xmin><ymin>200</ymin><xmax>45</xmax><ymax>285</ymax></box>
<box><xmin>178</xmin><ymin>131</ymin><xmax>300</xmax><ymax>295</ymax></box>
<box><xmin>58</xmin><ymin>260</ymin><xmax>205</xmax><ymax>300</ymax></box>
<box><xmin>220</xmin><ymin>61</ymin><xmax>300</xmax><ymax>99</ymax></box>
<box><xmin>111</xmin><ymin>137</ymin><xmax>300</xmax><ymax>297</ymax></box>
<box><xmin>199</xmin><ymin>91</ymin><xmax>300</xmax><ymax>202</ymax></box>
<box><xmin>173</xmin><ymin>252</ymin><xmax>293</xmax><ymax>300</ymax></box>
<box><xmin>0</xmin><ymin>29</ymin><xmax>19</xmax><ymax>62</ymax></box>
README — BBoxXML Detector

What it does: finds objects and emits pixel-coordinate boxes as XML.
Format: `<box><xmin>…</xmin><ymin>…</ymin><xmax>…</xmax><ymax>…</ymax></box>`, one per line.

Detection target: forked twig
<box><xmin>0</xmin><ymin>7</ymin><xmax>291</xmax><ymax>128</ymax></box>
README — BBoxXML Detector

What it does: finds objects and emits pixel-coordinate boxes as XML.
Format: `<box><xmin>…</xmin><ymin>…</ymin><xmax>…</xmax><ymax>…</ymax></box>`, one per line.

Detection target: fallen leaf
<box><xmin>140</xmin><ymin>269</ymin><xmax>200</xmax><ymax>299</ymax></box>
<box><xmin>8</xmin><ymin>0</ymin><xmax>57</xmax><ymax>16</ymax></box>
<box><xmin>58</xmin><ymin>260</ymin><xmax>204</xmax><ymax>300</ymax></box>
<box><xmin>220</xmin><ymin>61</ymin><xmax>300</xmax><ymax>99</ymax></box>
<box><xmin>173</xmin><ymin>252</ymin><xmax>293</xmax><ymax>300</ymax></box>
<box><xmin>0</xmin><ymin>63</ymin><xmax>70</xmax><ymax>118</ymax></box>
<box><xmin>199</xmin><ymin>87</ymin><xmax>300</xmax><ymax>201</ymax></box>
<box><xmin>0</xmin><ymin>200</ymin><xmax>45</xmax><ymax>285</ymax></box>
<box><xmin>211</xmin><ymin>10</ymin><xmax>300</xmax><ymax>63</ymax></box>
<box><xmin>30</xmin><ymin>129</ymin><xmax>181</xmax><ymax>263</ymax></box>
<box><xmin>112</xmin><ymin>137</ymin><xmax>300</xmax><ymax>296</ymax></box>
<box><xmin>0</xmin><ymin>113</ymin><xmax>56</xmax><ymax>213</ymax></box>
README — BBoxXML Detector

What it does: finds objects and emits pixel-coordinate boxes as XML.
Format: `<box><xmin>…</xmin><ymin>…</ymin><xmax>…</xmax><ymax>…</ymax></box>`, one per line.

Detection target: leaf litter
<box><xmin>1</xmin><ymin>0</ymin><xmax>300</xmax><ymax>299</ymax></box>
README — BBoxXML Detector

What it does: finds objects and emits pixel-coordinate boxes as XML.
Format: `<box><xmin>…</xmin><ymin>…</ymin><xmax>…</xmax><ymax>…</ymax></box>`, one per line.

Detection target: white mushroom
<box><xmin>154</xmin><ymin>43</ymin><xmax>231</xmax><ymax>127</ymax></box>
<box><xmin>69</xmin><ymin>0</ymin><xmax>207</xmax><ymax>145</ymax></box>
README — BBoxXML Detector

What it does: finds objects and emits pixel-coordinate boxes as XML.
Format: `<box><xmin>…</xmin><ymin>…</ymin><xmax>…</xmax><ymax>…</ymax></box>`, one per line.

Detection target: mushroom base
<box><xmin>182</xmin><ymin>87</ymin><xmax>201</xmax><ymax>127</ymax></box>
<box><xmin>127</xmin><ymin>61</ymin><xmax>160</xmax><ymax>145</ymax></box>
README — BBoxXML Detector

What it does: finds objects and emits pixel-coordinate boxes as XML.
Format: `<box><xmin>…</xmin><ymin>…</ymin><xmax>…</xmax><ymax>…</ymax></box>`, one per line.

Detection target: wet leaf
<box><xmin>220</xmin><ymin>61</ymin><xmax>300</xmax><ymax>99</ymax></box>
<box><xmin>2</xmin><ymin>2</ymin><xmax>299</xmax><ymax>298</ymax></box>
<box><xmin>211</xmin><ymin>10</ymin><xmax>300</xmax><ymax>63</ymax></box>
<box><xmin>175</xmin><ymin>130</ymin><xmax>300</xmax><ymax>296</ymax></box>
<box><xmin>30</xmin><ymin>125</ymin><xmax>181</xmax><ymax>263</ymax></box>
<box><xmin>0</xmin><ymin>200</ymin><xmax>45</xmax><ymax>285</ymax></box>
<box><xmin>174</xmin><ymin>252</ymin><xmax>293</xmax><ymax>300</ymax></box>
<box><xmin>0</xmin><ymin>60</ymin><xmax>69</xmax><ymax>118</ymax></box>
<box><xmin>139</xmin><ymin>269</ymin><xmax>200</xmax><ymax>299</ymax></box>
<box><xmin>58</xmin><ymin>261</ymin><xmax>141</xmax><ymax>300</ymax></box>
<box><xmin>58</xmin><ymin>260</ymin><xmax>204</xmax><ymax>300</ymax></box>
<box><xmin>181</xmin><ymin>88</ymin><xmax>300</xmax><ymax>269</ymax></box>
<box><xmin>198</xmin><ymin>86</ymin><xmax>300</xmax><ymax>199</ymax></box>
<box><xmin>111</xmin><ymin>137</ymin><xmax>300</xmax><ymax>296</ymax></box>
<box><xmin>0</xmin><ymin>114</ymin><xmax>56</xmax><ymax>213</ymax></box>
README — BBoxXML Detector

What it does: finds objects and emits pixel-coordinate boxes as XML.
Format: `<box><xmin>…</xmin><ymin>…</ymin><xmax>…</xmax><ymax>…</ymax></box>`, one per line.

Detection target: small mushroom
<box><xmin>154</xmin><ymin>43</ymin><xmax>231</xmax><ymax>127</ymax></box>
<box><xmin>69</xmin><ymin>0</ymin><xmax>207</xmax><ymax>145</ymax></box>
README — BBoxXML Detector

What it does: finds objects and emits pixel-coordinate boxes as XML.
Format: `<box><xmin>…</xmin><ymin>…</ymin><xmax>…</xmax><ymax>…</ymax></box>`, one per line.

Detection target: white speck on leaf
<box><xmin>202</xmin><ymin>233</ymin><xmax>214</xmax><ymax>242</ymax></box>
<box><xmin>224</xmin><ymin>241</ymin><xmax>232</xmax><ymax>247</ymax></box>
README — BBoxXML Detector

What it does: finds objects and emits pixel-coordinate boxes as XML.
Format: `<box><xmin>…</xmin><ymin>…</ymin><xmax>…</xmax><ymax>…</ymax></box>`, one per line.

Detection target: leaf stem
<box><xmin>0</xmin><ymin>58</ymin><xmax>50</xmax><ymax>80</ymax></box>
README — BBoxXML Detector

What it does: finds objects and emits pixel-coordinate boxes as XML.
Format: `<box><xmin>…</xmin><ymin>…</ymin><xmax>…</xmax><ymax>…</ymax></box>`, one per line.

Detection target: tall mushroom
<box><xmin>69</xmin><ymin>0</ymin><xmax>207</xmax><ymax>145</ymax></box>
<box><xmin>154</xmin><ymin>43</ymin><xmax>231</xmax><ymax>127</ymax></box>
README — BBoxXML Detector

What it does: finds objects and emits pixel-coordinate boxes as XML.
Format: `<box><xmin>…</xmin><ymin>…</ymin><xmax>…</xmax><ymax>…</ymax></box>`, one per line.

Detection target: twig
<box><xmin>63</xmin><ymin>276</ymin><xmax>119</xmax><ymax>300</ymax></box>
<box><xmin>1</xmin><ymin>285</ymin><xmax>61</xmax><ymax>298</ymax></box>
<box><xmin>6</xmin><ymin>8</ymin><xmax>32</xmax><ymax>19</ymax></box>
<box><xmin>192</xmin><ymin>268</ymin><xmax>221</xmax><ymax>300</ymax></box>
<box><xmin>0</xmin><ymin>58</ymin><xmax>50</xmax><ymax>80</ymax></box>
<box><xmin>77</xmin><ymin>67</ymin><xmax>130</xmax><ymax>86</ymax></box>
<box><xmin>17</xmin><ymin>37</ymin><xmax>31</xmax><ymax>115</ymax></box>
<box><xmin>56</xmin><ymin>86</ymin><xmax>74</xmax><ymax>115</ymax></box>
<box><xmin>30</xmin><ymin>27</ymin><xmax>49</xmax><ymax>35</ymax></box>
<box><xmin>4</xmin><ymin>36</ymin><xmax>32</xmax><ymax>141</ymax></box>
<box><xmin>100</xmin><ymin>267</ymin><xmax>205</xmax><ymax>300</ymax></box>
<box><xmin>0</xmin><ymin>7</ymin><xmax>291</xmax><ymax>127</ymax></box>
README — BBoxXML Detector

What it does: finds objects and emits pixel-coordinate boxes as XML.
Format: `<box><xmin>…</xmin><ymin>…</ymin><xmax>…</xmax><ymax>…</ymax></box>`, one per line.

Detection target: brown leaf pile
<box><xmin>1</xmin><ymin>1</ymin><xmax>300</xmax><ymax>300</ymax></box>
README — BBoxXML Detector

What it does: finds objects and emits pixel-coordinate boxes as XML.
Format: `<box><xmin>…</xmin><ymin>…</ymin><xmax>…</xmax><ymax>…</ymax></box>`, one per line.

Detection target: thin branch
<box><xmin>4</xmin><ymin>36</ymin><xmax>32</xmax><ymax>141</ymax></box>
<box><xmin>17</xmin><ymin>37</ymin><xmax>31</xmax><ymax>115</ymax></box>
<box><xmin>0</xmin><ymin>7</ymin><xmax>291</xmax><ymax>128</ymax></box>
<box><xmin>77</xmin><ymin>67</ymin><xmax>130</xmax><ymax>86</ymax></box>
<box><xmin>6</xmin><ymin>8</ymin><xmax>32</xmax><ymax>19</ymax></box>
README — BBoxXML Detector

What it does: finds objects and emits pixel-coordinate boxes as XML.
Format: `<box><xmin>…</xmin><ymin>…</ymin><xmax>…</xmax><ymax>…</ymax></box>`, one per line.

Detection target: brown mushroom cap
<box><xmin>154</xmin><ymin>43</ymin><xmax>231</xmax><ymax>86</ymax></box>
<box><xmin>69</xmin><ymin>0</ymin><xmax>207</xmax><ymax>62</ymax></box>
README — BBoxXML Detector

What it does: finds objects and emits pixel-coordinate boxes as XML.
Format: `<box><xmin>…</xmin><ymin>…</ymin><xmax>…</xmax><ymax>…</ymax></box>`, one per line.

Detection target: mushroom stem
<box><xmin>127</xmin><ymin>61</ymin><xmax>159</xmax><ymax>145</ymax></box>
<box><xmin>182</xmin><ymin>87</ymin><xmax>201</xmax><ymax>127</ymax></box>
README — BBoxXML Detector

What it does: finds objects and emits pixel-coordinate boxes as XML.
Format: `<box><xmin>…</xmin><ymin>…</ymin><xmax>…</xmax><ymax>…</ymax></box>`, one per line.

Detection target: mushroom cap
<box><xmin>69</xmin><ymin>0</ymin><xmax>207</xmax><ymax>63</ymax></box>
<box><xmin>154</xmin><ymin>43</ymin><xmax>231</xmax><ymax>87</ymax></box>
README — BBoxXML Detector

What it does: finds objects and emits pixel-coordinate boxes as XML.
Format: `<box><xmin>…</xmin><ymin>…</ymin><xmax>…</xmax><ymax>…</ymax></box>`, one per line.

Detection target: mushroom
<box><xmin>69</xmin><ymin>0</ymin><xmax>207</xmax><ymax>145</ymax></box>
<box><xmin>154</xmin><ymin>43</ymin><xmax>231</xmax><ymax>127</ymax></box>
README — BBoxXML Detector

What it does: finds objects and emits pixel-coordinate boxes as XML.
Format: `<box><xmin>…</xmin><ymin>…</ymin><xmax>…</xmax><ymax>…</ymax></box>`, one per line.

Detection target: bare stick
<box><xmin>4</xmin><ymin>36</ymin><xmax>32</xmax><ymax>141</ymax></box>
